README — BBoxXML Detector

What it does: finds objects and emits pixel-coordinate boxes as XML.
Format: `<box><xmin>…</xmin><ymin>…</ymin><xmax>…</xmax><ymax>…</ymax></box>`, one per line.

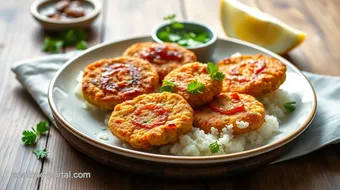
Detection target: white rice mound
<box><xmin>259</xmin><ymin>89</ymin><xmax>293</xmax><ymax>119</ymax></box>
<box><xmin>166</xmin><ymin>115</ymin><xmax>279</xmax><ymax>156</ymax></box>
<box><xmin>74</xmin><ymin>69</ymin><xmax>291</xmax><ymax>157</ymax></box>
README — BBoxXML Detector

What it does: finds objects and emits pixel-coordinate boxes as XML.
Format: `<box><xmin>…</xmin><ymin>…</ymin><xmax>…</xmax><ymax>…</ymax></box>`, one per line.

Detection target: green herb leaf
<box><xmin>160</xmin><ymin>80</ymin><xmax>177</xmax><ymax>93</ymax></box>
<box><xmin>36</xmin><ymin>121</ymin><xmax>49</xmax><ymax>134</ymax></box>
<box><xmin>194</xmin><ymin>32</ymin><xmax>209</xmax><ymax>43</ymax></box>
<box><xmin>22</xmin><ymin>121</ymin><xmax>50</xmax><ymax>145</ymax></box>
<box><xmin>209</xmin><ymin>141</ymin><xmax>220</xmax><ymax>153</ymax></box>
<box><xmin>60</xmin><ymin>29</ymin><xmax>87</xmax><ymax>46</ymax></box>
<box><xmin>284</xmin><ymin>101</ymin><xmax>296</xmax><ymax>113</ymax></box>
<box><xmin>187</xmin><ymin>81</ymin><xmax>205</xmax><ymax>94</ymax></box>
<box><xmin>157</xmin><ymin>31</ymin><xmax>170</xmax><ymax>41</ymax></box>
<box><xmin>33</xmin><ymin>149</ymin><xmax>48</xmax><ymax>160</ymax></box>
<box><xmin>207</xmin><ymin>62</ymin><xmax>225</xmax><ymax>80</ymax></box>
<box><xmin>76</xmin><ymin>40</ymin><xmax>88</xmax><ymax>50</ymax></box>
<box><xmin>42</xmin><ymin>37</ymin><xmax>63</xmax><ymax>53</ymax></box>
<box><xmin>163</xmin><ymin>14</ymin><xmax>176</xmax><ymax>22</ymax></box>
<box><xmin>172</xmin><ymin>22</ymin><xmax>184</xmax><ymax>29</ymax></box>
<box><xmin>213</xmin><ymin>72</ymin><xmax>226</xmax><ymax>80</ymax></box>
<box><xmin>22</xmin><ymin>130</ymin><xmax>37</xmax><ymax>145</ymax></box>
<box><xmin>101</xmin><ymin>128</ymin><xmax>107</xmax><ymax>131</ymax></box>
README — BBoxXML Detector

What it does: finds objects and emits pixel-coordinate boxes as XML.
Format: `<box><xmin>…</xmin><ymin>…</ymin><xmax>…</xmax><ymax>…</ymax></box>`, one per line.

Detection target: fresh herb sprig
<box><xmin>209</xmin><ymin>141</ymin><xmax>220</xmax><ymax>153</ymax></box>
<box><xmin>160</xmin><ymin>80</ymin><xmax>177</xmax><ymax>93</ymax></box>
<box><xmin>284</xmin><ymin>101</ymin><xmax>296</xmax><ymax>113</ymax></box>
<box><xmin>207</xmin><ymin>62</ymin><xmax>225</xmax><ymax>80</ymax></box>
<box><xmin>33</xmin><ymin>149</ymin><xmax>48</xmax><ymax>160</ymax></box>
<box><xmin>22</xmin><ymin>121</ymin><xmax>49</xmax><ymax>145</ymax></box>
<box><xmin>42</xmin><ymin>29</ymin><xmax>88</xmax><ymax>53</ymax></box>
<box><xmin>163</xmin><ymin>14</ymin><xmax>184</xmax><ymax>29</ymax></box>
<box><xmin>187</xmin><ymin>80</ymin><xmax>205</xmax><ymax>94</ymax></box>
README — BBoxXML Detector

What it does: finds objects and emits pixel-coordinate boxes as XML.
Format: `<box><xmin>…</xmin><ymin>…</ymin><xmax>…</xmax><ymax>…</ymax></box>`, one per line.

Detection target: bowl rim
<box><xmin>48</xmin><ymin>35</ymin><xmax>317</xmax><ymax>164</ymax></box>
<box><xmin>151</xmin><ymin>21</ymin><xmax>218</xmax><ymax>50</ymax></box>
<box><xmin>30</xmin><ymin>0</ymin><xmax>102</xmax><ymax>24</ymax></box>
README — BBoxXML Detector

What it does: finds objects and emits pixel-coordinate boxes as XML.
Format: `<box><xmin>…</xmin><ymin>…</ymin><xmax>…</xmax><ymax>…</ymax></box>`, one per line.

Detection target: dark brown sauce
<box><xmin>45</xmin><ymin>0</ymin><xmax>87</xmax><ymax>20</ymax></box>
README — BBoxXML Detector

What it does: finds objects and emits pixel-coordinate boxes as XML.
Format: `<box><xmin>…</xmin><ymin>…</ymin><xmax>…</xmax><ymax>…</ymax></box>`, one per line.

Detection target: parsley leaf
<box><xmin>163</xmin><ymin>14</ymin><xmax>176</xmax><ymax>22</ymax></box>
<box><xmin>209</xmin><ymin>141</ymin><xmax>220</xmax><ymax>153</ymax></box>
<box><xmin>36</xmin><ymin>121</ymin><xmax>49</xmax><ymax>134</ymax></box>
<box><xmin>22</xmin><ymin>130</ymin><xmax>37</xmax><ymax>145</ymax></box>
<box><xmin>76</xmin><ymin>40</ymin><xmax>88</xmax><ymax>50</ymax></box>
<box><xmin>60</xmin><ymin>29</ymin><xmax>87</xmax><ymax>46</ymax></box>
<box><xmin>207</xmin><ymin>62</ymin><xmax>225</xmax><ymax>80</ymax></box>
<box><xmin>42</xmin><ymin>29</ymin><xmax>89</xmax><ymax>53</ymax></box>
<box><xmin>42</xmin><ymin>37</ymin><xmax>63</xmax><ymax>53</ymax></box>
<box><xmin>160</xmin><ymin>80</ymin><xmax>177</xmax><ymax>92</ymax></box>
<box><xmin>284</xmin><ymin>101</ymin><xmax>296</xmax><ymax>113</ymax></box>
<box><xmin>172</xmin><ymin>22</ymin><xmax>184</xmax><ymax>29</ymax></box>
<box><xmin>33</xmin><ymin>149</ymin><xmax>48</xmax><ymax>160</ymax></box>
<box><xmin>22</xmin><ymin>121</ymin><xmax>50</xmax><ymax>145</ymax></box>
<box><xmin>187</xmin><ymin>81</ymin><xmax>205</xmax><ymax>94</ymax></box>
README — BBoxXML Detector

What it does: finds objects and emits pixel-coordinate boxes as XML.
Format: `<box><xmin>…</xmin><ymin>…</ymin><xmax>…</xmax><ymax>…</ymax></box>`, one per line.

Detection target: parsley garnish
<box><xmin>187</xmin><ymin>81</ymin><xmax>205</xmax><ymax>94</ymax></box>
<box><xmin>76</xmin><ymin>40</ymin><xmax>88</xmax><ymax>50</ymax></box>
<box><xmin>22</xmin><ymin>131</ymin><xmax>37</xmax><ymax>146</ymax></box>
<box><xmin>22</xmin><ymin>121</ymin><xmax>49</xmax><ymax>145</ymax></box>
<box><xmin>42</xmin><ymin>37</ymin><xmax>64</xmax><ymax>53</ymax></box>
<box><xmin>33</xmin><ymin>149</ymin><xmax>48</xmax><ymax>160</ymax></box>
<box><xmin>209</xmin><ymin>141</ymin><xmax>220</xmax><ymax>153</ymax></box>
<box><xmin>42</xmin><ymin>29</ymin><xmax>88</xmax><ymax>53</ymax></box>
<box><xmin>207</xmin><ymin>62</ymin><xmax>225</xmax><ymax>80</ymax></box>
<box><xmin>160</xmin><ymin>80</ymin><xmax>177</xmax><ymax>93</ymax></box>
<box><xmin>163</xmin><ymin>14</ymin><xmax>184</xmax><ymax>29</ymax></box>
<box><xmin>284</xmin><ymin>101</ymin><xmax>296</xmax><ymax>113</ymax></box>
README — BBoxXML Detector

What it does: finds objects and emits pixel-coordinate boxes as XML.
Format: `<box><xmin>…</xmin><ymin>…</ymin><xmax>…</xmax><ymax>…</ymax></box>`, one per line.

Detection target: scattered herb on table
<box><xmin>42</xmin><ymin>29</ymin><xmax>88</xmax><ymax>53</ymax></box>
<box><xmin>22</xmin><ymin>121</ymin><xmax>50</xmax><ymax>145</ymax></box>
<box><xmin>209</xmin><ymin>141</ymin><xmax>220</xmax><ymax>153</ymax></box>
<box><xmin>157</xmin><ymin>14</ymin><xmax>210</xmax><ymax>47</ymax></box>
<box><xmin>42</xmin><ymin>37</ymin><xmax>64</xmax><ymax>53</ymax></box>
<box><xmin>187</xmin><ymin>80</ymin><xmax>205</xmax><ymax>94</ymax></box>
<box><xmin>207</xmin><ymin>62</ymin><xmax>225</xmax><ymax>80</ymax></box>
<box><xmin>284</xmin><ymin>101</ymin><xmax>296</xmax><ymax>113</ymax></box>
<box><xmin>160</xmin><ymin>80</ymin><xmax>177</xmax><ymax>93</ymax></box>
<box><xmin>76</xmin><ymin>40</ymin><xmax>88</xmax><ymax>50</ymax></box>
<box><xmin>33</xmin><ymin>148</ymin><xmax>48</xmax><ymax>160</ymax></box>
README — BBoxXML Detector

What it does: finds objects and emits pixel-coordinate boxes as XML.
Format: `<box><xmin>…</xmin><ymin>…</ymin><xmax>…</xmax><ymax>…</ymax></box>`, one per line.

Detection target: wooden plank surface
<box><xmin>1</xmin><ymin>0</ymin><xmax>340</xmax><ymax>189</ymax></box>
<box><xmin>0</xmin><ymin>0</ymin><xmax>48</xmax><ymax>189</ymax></box>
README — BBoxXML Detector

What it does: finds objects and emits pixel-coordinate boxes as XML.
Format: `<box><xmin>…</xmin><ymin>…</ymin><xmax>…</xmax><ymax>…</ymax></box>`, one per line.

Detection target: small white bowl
<box><xmin>151</xmin><ymin>21</ymin><xmax>217</xmax><ymax>62</ymax></box>
<box><xmin>30</xmin><ymin>0</ymin><xmax>101</xmax><ymax>30</ymax></box>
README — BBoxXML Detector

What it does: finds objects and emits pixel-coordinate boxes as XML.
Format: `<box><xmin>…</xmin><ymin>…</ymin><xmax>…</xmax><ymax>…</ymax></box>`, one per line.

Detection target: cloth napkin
<box><xmin>11</xmin><ymin>52</ymin><xmax>340</xmax><ymax>163</ymax></box>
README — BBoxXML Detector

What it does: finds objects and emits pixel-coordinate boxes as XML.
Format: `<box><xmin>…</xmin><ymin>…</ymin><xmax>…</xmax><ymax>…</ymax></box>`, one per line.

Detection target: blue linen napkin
<box><xmin>11</xmin><ymin>52</ymin><xmax>340</xmax><ymax>163</ymax></box>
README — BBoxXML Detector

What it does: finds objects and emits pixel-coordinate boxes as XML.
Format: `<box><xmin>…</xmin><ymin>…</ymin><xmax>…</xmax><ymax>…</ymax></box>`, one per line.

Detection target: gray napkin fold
<box><xmin>11</xmin><ymin>52</ymin><xmax>340</xmax><ymax>163</ymax></box>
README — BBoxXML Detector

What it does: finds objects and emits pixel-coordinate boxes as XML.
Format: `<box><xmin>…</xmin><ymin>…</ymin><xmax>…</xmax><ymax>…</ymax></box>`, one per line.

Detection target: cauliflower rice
<box><xmin>75</xmin><ymin>65</ymin><xmax>292</xmax><ymax>156</ymax></box>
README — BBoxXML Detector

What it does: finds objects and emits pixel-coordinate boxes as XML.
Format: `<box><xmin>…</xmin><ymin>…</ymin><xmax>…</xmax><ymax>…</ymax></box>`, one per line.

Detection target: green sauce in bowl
<box><xmin>156</xmin><ymin>15</ymin><xmax>211</xmax><ymax>47</ymax></box>
<box><xmin>157</xmin><ymin>27</ymin><xmax>210</xmax><ymax>47</ymax></box>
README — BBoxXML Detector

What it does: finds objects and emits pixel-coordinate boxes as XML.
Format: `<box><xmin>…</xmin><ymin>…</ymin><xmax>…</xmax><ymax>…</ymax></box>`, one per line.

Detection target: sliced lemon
<box><xmin>220</xmin><ymin>0</ymin><xmax>306</xmax><ymax>54</ymax></box>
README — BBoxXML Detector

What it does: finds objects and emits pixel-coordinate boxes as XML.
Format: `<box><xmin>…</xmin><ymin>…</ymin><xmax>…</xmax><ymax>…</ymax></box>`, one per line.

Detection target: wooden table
<box><xmin>1</xmin><ymin>0</ymin><xmax>340</xmax><ymax>189</ymax></box>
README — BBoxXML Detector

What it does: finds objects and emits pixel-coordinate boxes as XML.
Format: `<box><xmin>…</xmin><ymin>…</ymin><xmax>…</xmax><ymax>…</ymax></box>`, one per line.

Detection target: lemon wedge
<box><xmin>220</xmin><ymin>0</ymin><xmax>306</xmax><ymax>54</ymax></box>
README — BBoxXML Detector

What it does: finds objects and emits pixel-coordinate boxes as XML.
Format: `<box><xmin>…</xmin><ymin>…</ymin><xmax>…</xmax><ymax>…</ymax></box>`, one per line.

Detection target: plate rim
<box><xmin>48</xmin><ymin>35</ymin><xmax>317</xmax><ymax>164</ymax></box>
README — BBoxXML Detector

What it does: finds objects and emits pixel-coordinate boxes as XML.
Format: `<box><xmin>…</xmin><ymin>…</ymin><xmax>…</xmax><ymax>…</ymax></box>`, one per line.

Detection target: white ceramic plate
<box><xmin>48</xmin><ymin>36</ymin><xmax>316</xmax><ymax>164</ymax></box>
